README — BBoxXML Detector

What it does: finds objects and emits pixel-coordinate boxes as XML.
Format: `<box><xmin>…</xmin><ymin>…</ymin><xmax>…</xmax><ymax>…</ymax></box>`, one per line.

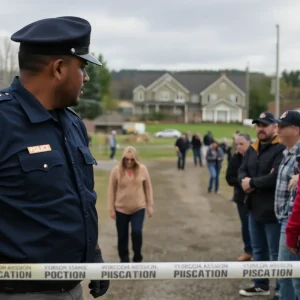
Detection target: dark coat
<box><xmin>226</xmin><ymin>152</ymin><xmax>245</xmax><ymax>204</ymax></box>
<box><xmin>238</xmin><ymin>136</ymin><xmax>285</xmax><ymax>223</ymax></box>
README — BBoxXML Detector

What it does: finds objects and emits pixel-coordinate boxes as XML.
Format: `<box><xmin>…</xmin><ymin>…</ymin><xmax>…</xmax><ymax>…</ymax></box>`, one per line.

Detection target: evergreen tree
<box><xmin>72</xmin><ymin>54</ymin><xmax>102</xmax><ymax>120</ymax></box>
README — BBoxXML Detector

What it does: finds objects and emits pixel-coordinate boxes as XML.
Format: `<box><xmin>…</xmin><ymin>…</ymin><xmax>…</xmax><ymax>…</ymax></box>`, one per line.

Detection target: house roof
<box><xmin>93</xmin><ymin>111</ymin><xmax>125</xmax><ymax>125</ymax></box>
<box><xmin>133</xmin><ymin>71</ymin><xmax>246</xmax><ymax>94</ymax></box>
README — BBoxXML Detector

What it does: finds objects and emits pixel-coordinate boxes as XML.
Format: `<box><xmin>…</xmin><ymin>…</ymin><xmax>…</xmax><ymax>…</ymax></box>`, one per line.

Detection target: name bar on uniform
<box><xmin>0</xmin><ymin>261</ymin><xmax>298</xmax><ymax>280</ymax></box>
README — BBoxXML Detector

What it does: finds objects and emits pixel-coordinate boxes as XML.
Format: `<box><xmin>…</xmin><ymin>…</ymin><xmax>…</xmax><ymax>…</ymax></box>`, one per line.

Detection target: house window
<box><xmin>160</xmin><ymin>91</ymin><xmax>169</xmax><ymax>101</ymax></box>
<box><xmin>229</xmin><ymin>94</ymin><xmax>236</xmax><ymax>103</ymax></box>
<box><xmin>138</xmin><ymin>91</ymin><xmax>144</xmax><ymax>101</ymax></box>
<box><xmin>208</xmin><ymin>93</ymin><xmax>217</xmax><ymax>102</ymax></box>
<box><xmin>177</xmin><ymin>92</ymin><xmax>184</xmax><ymax>101</ymax></box>
<box><xmin>236</xmin><ymin>96</ymin><xmax>239</xmax><ymax>103</ymax></box>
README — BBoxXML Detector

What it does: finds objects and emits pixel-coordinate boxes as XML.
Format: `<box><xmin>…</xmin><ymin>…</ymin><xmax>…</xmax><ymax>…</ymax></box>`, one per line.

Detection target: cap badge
<box><xmin>70</xmin><ymin>48</ymin><xmax>75</xmax><ymax>54</ymax></box>
<box><xmin>260</xmin><ymin>113</ymin><xmax>266</xmax><ymax>118</ymax></box>
<box><xmin>280</xmin><ymin>111</ymin><xmax>288</xmax><ymax>119</ymax></box>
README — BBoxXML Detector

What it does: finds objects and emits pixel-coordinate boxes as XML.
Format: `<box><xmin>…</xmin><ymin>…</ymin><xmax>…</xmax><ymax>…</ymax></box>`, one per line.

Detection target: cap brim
<box><xmin>75</xmin><ymin>53</ymin><xmax>102</xmax><ymax>66</ymax></box>
<box><xmin>252</xmin><ymin>119</ymin><xmax>273</xmax><ymax>125</ymax></box>
<box><xmin>277</xmin><ymin>121</ymin><xmax>293</xmax><ymax>126</ymax></box>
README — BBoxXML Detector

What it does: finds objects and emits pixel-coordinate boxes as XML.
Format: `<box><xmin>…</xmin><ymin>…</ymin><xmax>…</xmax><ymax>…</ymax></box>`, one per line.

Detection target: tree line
<box><xmin>1</xmin><ymin>36</ymin><xmax>300</xmax><ymax>120</ymax></box>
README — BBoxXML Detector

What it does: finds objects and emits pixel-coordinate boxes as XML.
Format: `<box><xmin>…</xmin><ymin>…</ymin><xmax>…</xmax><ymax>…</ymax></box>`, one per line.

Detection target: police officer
<box><xmin>0</xmin><ymin>17</ymin><xmax>109</xmax><ymax>299</ymax></box>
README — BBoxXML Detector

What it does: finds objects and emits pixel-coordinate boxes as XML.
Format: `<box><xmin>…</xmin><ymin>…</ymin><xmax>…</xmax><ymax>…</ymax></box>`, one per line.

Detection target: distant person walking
<box><xmin>175</xmin><ymin>133</ymin><xmax>189</xmax><ymax>170</ymax></box>
<box><xmin>191</xmin><ymin>132</ymin><xmax>203</xmax><ymax>167</ymax></box>
<box><xmin>226</xmin><ymin>133</ymin><xmax>252</xmax><ymax>261</ymax></box>
<box><xmin>206</xmin><ymin>141</ymin><xmax>224</xmax><ymax>193</ymax></box>
<box><xmin>203</xmin><ymin>131</ymin><xmax>214</xmax><ymax>163</ymax></box>
<box><xmin>108</xmin><ymin>146</ymin><xmax>153</xmax><ymax>263</ymax></box>
<box><xmin>108</xmin><ymin>130</ymin><xmax>117</xmax><ymax>160</ymax></box>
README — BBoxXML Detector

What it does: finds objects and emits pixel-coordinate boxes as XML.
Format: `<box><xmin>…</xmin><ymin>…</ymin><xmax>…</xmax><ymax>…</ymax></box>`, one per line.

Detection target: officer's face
<box><xmin>58</xmin><ymin>57</ymin><xmax>89</xmax><ymax>107</ymax></box>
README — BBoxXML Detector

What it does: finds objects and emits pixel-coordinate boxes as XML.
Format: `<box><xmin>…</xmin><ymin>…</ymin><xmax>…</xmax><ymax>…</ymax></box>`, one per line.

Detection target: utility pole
<box><xmin>245</xmin><ymin>62</ymin><xmax>250</xmax><ymax>119</ymax></box>
<box><xmin>275</xmin><ymin>24</ymin><xmax>280</xmax><ymax>118</ymax></box>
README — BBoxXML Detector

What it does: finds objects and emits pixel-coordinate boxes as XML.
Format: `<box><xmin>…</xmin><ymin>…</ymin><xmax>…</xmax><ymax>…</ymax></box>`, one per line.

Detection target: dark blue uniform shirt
<box><xmin>0</xmin><ymin>77</ymin><xmax>98</xmax><ymax>265</ymax></box>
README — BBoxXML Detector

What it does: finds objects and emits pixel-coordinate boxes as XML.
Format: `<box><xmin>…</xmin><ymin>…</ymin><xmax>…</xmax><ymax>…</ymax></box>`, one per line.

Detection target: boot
<box><xmin>237</xmin><ymin>253</ymin><xmax>252</xmax><ymax>261</ymax></box>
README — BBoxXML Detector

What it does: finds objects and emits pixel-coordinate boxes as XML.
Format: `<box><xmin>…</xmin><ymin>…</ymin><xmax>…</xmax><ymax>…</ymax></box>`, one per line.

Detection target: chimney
<box><xmin>220</xmin><ymin>71</ymin><xmax>226</xmax><ymax>77</ymax></box>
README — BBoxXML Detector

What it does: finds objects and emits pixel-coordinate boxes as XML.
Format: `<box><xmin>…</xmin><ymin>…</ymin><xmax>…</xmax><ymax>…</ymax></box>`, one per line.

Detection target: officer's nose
<box><xmin>83</xmin><ymin>69</ymin><xmax>89</xmax><ymax>83</ymax></box>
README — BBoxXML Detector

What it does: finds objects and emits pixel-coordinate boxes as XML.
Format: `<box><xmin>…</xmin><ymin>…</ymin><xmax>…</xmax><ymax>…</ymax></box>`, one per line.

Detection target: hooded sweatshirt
<box><xmin>107</xmin><ymin>161</ymin><xmax>153</xmax><ymax>214</ymax></box>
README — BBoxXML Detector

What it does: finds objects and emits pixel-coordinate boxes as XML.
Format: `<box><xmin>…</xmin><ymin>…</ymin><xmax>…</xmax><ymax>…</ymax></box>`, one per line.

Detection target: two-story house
<box><xmin>132</xmin><ymin>71</ymin><xmax>247</xmax><ymax>123</ymax></box>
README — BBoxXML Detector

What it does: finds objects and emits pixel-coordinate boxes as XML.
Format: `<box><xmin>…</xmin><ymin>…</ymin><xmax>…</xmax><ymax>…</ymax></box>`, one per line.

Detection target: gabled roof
<box><xmin>133</xmin><ymin>71</ymin><xmax>246</xmax><ymax>94</ymax></box>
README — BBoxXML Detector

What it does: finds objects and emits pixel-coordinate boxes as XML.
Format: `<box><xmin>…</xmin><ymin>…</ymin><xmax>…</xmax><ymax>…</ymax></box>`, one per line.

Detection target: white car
<box><xmin>154</xmin><ymin>129</ymin><xmax>181</xmax><ymax>138</ymax></box>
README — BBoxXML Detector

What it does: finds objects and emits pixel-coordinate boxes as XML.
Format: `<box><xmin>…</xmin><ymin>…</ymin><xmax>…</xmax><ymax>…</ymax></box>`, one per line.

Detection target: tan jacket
<box><xmin>108</xmin><ymin>164</ymin><xmax>153</xmax><ymax>214</ymax></box>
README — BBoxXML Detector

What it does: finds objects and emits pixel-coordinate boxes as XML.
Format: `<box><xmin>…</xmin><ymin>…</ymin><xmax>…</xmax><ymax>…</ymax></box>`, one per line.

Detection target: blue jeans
<box><xmin>193</xmin><ymin>148</ymin><xmax>202</xmax><ymax>166</ymax></box>
<box><xmin>237</xmin><ymin>202</ymin><xmax>252</xmax><ymax>254</ymax></box>
<box><xmin>116</xmin><ymin>209</ymin><xmax>145</xmax><ymax>262</ymax></box>
<box><xmin>249</xmin><ymin>212</ymin><xmax>280</xmax><ymax>291</ymax></box>
<box><xmin>278</xmin><ymin>221</ymin><xmax>300</xmax><ymax>300</ymax></box>
<box><xmin>207</xmin><ymin>165</ymin><xmax>221</xmax><ymax>192</ymax></box>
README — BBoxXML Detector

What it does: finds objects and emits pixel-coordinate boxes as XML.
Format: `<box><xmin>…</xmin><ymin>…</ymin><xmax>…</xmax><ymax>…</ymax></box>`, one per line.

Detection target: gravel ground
<box><xmin>82</xmin><ymin>160</ymin><xmax>276</xmax><ymax>300</ymax></box>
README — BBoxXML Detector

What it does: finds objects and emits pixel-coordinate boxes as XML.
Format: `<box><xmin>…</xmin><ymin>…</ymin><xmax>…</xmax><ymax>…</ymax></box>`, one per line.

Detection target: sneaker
<box><xmin>239</xmin><ymin>287</ymin><xmax>270</xmax><ymax>297</ymax></box>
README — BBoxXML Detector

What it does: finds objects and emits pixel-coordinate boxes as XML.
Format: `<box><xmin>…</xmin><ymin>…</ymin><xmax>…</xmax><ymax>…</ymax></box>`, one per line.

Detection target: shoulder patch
<box><xmin>0</xmin><ymin>89</ymin><xmax>13</xmax><ymax>102</ymax></box>
<box><xmin>66</xmin><ymin>107</ymin><xmax>82</xmax><ymax>119</ymax></box>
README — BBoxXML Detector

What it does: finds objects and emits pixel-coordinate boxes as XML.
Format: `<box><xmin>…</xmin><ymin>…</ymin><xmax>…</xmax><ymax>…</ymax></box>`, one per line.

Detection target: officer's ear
<box><xmin>52</xmin><ymin>58</ymin><xmax>69</xmax><ymax>81</ymax></box>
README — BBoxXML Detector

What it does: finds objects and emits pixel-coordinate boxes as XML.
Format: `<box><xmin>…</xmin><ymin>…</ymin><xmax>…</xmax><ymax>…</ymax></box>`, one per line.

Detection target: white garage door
<box><xmin>205</xmin><ymin>109</ymin><xmax>213</xmax><ymax>121</ymax></box>
<box><xmin>217</xmin><ymin>110</ymin><xmax>227</xmax><ymax>122</ymax></box>
<box><xmin>230</xmin><ymin>109</ymin><xmax>238</xmax><ymax>122</ymax></box>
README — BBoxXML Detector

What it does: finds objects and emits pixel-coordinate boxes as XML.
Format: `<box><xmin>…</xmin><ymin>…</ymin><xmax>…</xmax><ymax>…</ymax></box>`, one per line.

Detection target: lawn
<box><xmin>91</xmin><ymin>147</ymin><xmax>185</xmax><ymax>160</ymax></box>
<box><xmin>145</xmin><ymin>123</ymin><xmax>256</xmax><ymax>138</ymax></box>
<box><xmin>89</xmin><ymin>123</ymin><xmax>256</xmax><ymax>150</ymax></box>
<box><xmin>94</xmin><ymin>169</ymin><xmax>110</xmax><ymax>223</ymax></box>
<box><xmin>88</xmin><ymin>123</ymin><xmax>256</xmax><ymax>161</ymax></box>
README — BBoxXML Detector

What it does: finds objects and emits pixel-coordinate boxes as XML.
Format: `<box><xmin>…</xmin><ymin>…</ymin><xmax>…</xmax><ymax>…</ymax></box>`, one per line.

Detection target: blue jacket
<box><xmin>0</xmin><ymin>77</ymin><xmax>99</xmax><ymax>289</ymax></box>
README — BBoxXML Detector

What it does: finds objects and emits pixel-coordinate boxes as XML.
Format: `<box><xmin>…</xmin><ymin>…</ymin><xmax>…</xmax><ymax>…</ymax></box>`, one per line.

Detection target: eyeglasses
<box><xmin>124</xmin><ymin>158</ymin><xmax>134</xmax><ymax>162</ymax></box>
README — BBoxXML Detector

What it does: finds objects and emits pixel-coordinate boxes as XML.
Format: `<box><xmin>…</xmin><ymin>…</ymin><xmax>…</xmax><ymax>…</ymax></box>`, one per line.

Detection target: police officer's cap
<box><xmin>10</xmin><ymin>16</ymin><xmax>102</xmax><ymax>66</ymax></box>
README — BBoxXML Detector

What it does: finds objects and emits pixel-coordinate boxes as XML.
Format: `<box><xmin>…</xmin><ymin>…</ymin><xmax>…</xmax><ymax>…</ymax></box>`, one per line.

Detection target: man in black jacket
<box><xmin>175</xmin><ymin>134</ymin><xmax>189</xmax><ymax>170</ymax></box>
<box><xmin>238</xmin><ymin>112</ymin><xmax>285</xmax><ymax>298</ymax></box>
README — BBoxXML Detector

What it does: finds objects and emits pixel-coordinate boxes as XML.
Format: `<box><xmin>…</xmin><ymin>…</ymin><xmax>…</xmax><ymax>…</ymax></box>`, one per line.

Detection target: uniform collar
<box><xmin>10</xmin><ymin>76</ymin><xmax>53</xmax><ymax>124</ymax></box>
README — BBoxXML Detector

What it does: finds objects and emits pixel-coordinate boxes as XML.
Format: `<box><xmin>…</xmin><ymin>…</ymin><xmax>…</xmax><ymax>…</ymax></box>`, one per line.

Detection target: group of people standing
<box><xmin>106</xmin><ymin>111</ymin><xmax>300</xmax><ymax>300</ymax></box>
<box><xmin>226</xmin><ymin>110</ymin><xmax>300</xmax><ymax>300</ymax></box>
<box><xmin>174</xmin><ymin>130</ymin><xmax>234</xmax><ymax>193</ymax></box>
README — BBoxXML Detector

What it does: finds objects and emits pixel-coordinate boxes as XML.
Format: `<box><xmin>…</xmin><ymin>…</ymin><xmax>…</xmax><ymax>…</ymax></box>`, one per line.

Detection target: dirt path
<box><xmin>82</xmin><ymin>160</ymin><xmax>276</xmax><ymax>300</ymax></box>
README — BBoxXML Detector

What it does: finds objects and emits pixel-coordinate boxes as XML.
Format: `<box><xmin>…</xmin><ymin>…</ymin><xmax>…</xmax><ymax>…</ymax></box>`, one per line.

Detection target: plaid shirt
<box><xmin>275</xmin><ymin>140</ymin><xmax>300</xmax><ymax>222</ymax></box>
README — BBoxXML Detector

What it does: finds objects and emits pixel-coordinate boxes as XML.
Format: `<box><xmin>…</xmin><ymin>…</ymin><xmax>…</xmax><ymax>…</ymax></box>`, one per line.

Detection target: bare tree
<box><xmin>0</xmin><ymin>36</ymin><xmax>18</xmax><ymax>87</ymax></box>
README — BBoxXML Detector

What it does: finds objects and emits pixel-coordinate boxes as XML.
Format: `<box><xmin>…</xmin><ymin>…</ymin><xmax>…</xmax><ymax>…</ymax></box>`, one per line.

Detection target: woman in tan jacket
<box><xmin>108</xmin><ymin>146</ymin><xmax>153</xmax><ymax>263</ymax></box>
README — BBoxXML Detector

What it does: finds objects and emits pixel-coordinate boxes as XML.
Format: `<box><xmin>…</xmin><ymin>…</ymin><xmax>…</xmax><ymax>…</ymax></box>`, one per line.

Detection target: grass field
<box><xmin>90</xmin><ymin>123</ymin><xmax>256</xmax><ymax>149</ymax></box>
<box><xmin>89</xmin><ymin>123</ymin><xmax>256</xmax><ymax>160</ymax></box>
<box><xmin>91</xmin><ymin>147</ymin><xmax>184</xmax><ymax>160</ymax></box>
<box><xmin>94</xmin><ymin>169</ymin><xmax>109</xmax><ymax>222</ymax></box>
<box><xmin>145</xmin><ymin>123</ymin><xmax>255</xmax><ymax>137</ymax></box>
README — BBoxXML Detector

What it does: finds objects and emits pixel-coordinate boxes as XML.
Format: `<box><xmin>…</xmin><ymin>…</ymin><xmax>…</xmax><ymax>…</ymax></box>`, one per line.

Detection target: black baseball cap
<box><xmin>252</xmin><ymin>112</ymin><xmax>279</xmax><ymax>125</ymax></box>
<box><xmin>278</xmin><ymin>110</ymin><xmax>300</xmax><ymax>127</ymax></box>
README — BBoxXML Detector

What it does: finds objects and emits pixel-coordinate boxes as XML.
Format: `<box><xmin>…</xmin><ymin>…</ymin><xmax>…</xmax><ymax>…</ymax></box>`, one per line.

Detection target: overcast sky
<box><xmin>0</xmin><ymin>0</ymin><xmax>298</xmax><ymax>75</ymax></box>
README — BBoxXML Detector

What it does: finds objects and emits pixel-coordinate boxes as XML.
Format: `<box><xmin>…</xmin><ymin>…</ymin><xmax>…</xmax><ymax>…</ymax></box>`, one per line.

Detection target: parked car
<box><xmin>154</xmin><ymin>129</ymin><xmax>181</xmax><ymax>138</ymax></box>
